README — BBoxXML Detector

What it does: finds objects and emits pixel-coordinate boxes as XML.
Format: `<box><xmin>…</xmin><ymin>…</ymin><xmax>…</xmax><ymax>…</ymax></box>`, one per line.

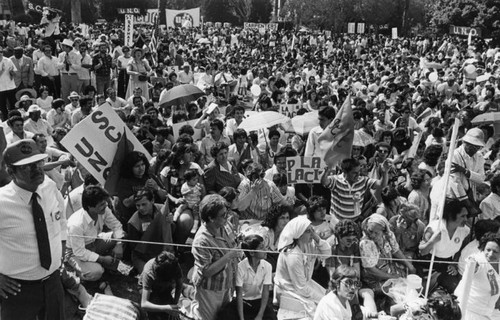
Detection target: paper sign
<box><xmin>279</xmin><ymin>104</ymin><xmax>300</xmax><ymax>118</ymax></box>
<box><xmin>172</xmin><ymin>118</ymin><xmax>203</xmax><ymax>141</ymax></box>
<box><xmin>357</xmin><ymin>23</ymin><xmax>365</xmax><ymax>34</ymax></box>
<box><xmin>124</xmin><ymin>15</ymin><xmax>134</xmax><ymax>46</ymax></box>
<box><xmin>243</xmin><ymin>22</ymin><xmax>278</xmax><ymax>31</ymax></box>
<box><xmin>449</xmin><ymin>25</ymin><xmax>482</xmax><ymax>37</ymax></box>
<box><xmin>392</xmin><ymin>27</ymin><xmax>398</xmax><ymax>39</ymax></box>
<box><xmin>165</xmin><ymin>8</ymin><xmax>200</xmax><ymax>28</ymax></box>
<box><xmin>347</xmin><ymin>23</ymin><xmax>356</xmax><ymax>34</ymax></box>
<box><xmin>286</xmin><ymin>156</ymin><xmax>326</xmax><ymax>184</ymax></box>
<box><xmin>60</xmin><ymin>104</ymin><xmax>151</xmax><ymax>186</ymax></box>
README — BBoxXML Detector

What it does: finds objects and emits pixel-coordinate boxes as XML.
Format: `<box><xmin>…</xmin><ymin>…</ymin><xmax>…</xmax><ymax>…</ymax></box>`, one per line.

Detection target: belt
<box><xmin>62</xmin><ymin>73</ymin><xmax>77</xmax><ymax>75</ymax></box>
<box><xmin>11</xmin><ymin>270</ymin><xmax>58</xmax><ymax>285</ymax></box>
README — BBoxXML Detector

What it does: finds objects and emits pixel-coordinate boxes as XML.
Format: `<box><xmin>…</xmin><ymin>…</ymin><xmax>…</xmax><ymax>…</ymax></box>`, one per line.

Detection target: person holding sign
<box><xmin>305</xmin><ymin>106</ymin><xmax>336</xmax><ymax>157</ymax></box>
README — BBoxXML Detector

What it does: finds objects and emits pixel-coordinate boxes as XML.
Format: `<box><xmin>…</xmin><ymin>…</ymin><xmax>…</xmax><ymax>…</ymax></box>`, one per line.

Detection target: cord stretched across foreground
<box><xmin>68</xmin><ymin>234</ymin><xmax>487</xmax><ymax>265</ymax></box>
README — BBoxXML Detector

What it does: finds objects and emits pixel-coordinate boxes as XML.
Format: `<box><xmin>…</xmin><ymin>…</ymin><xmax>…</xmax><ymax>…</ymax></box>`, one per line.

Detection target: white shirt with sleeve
<box><xmin>0</xmin><ymin>178</ymin><xmax>66</xmax><ymax>280</ymax></box>
<box><xmin>37</xmin><ymin>55</ymin><xmax>59</xmax><ymax>77</ymax></box>
<box><xmin>236</xmin><ymin>258</ymin><xmax>272</xmax><ymax>300</ymax></box>
<box><xmin>66</xmin><ymin>207</ymin><xmax>124</xmax><ymax>262</ymax></box>
<box><xmin>0</xmin><ymin>57</ymin><xmax>17</xmax><ymax>91</ymax></box>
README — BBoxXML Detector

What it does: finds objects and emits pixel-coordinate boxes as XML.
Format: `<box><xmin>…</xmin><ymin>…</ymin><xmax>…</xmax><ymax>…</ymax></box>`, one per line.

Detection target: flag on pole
<box><xmin>467</xmin><ymin>29</ymin><xmax>473</xmax><ymax>46</ymax></box>
<box><xmin>318</xmin><ymin>96</ymin><xmax>354</xmax><ymax>168</ymax></box>
<box><xmin>104</xmin><ymin>130</ymin><xmax>134</xmax><ymax>196</ymax></box>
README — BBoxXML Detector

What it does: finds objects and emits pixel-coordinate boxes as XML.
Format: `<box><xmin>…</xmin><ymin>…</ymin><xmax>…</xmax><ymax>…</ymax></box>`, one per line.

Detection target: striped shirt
<box><xmin>326</xmin><ymin>174</ymin><xmax>377</xmax><ymax>219</ymax></box>
<box><xmin>237</xmin><ymin>178</ymin><xmax>284</xmax><ymax>220</ymax></box>
<box><xmin>0</xmin><ymin>178</ymin><xmax>66</xmax><ymax>280</ymax></box>
<box><xmin>191</xmin><ymin>224</ymin><xmax>238</xmax><ymax>291</ymax></box>
<box><xmin>203</xmin><ymin>160</ymin><xmax>242</xmax><ymax>194</ymax></box>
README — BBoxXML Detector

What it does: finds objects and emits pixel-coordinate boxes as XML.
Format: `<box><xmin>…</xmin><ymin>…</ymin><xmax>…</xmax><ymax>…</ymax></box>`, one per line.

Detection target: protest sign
<box><xmin>118</xmin><ymin>8</ymin><xmax>141</xmax><ymax>15</ymax></box>
<box><xmin>214</xmin><ymin>22</ymin><xmax>222</xmax><ymax>28</ymax></box>
<box><xmin>124</xmin><ymin>15</ymin><xmax>134</xmax><ymax>46</ymax></box>
<box><xmin>223</xmin><ymin>22</ymin><xmax>231</xmax><ymax>28</ymax></box>
<box><xmin>279</xmin><ymin>104</ymin><xmax>300</xmax><ymax>118</ymax></box>
<box><xmin>357</xmin><ymin>23</ymin><xmax>365</xmax><ymax>34</ymax></box>
<box><xmin>243</xmin><ymin>22</ymin><xmax>278</xmax><ymax>31</ymax></box>
<box><xmin>172</xmin><ymin>119</ymin><xmax>203</xmax><ymax>141</ymax></box>
<box><xmin>392</xmin><ymin>27</ymin><xmax>398</xmax><ymax>39</ymax></box>
<box><xmin>347</xmin><ymin>23</ymin><xmax>356</xmax><ymax>34</ymax></box>
<box><xmin>449</xmin><ymin>25</ymin><xmax>482</xmax><ymax>37</ymax></box>
<box><xmin>134</xmin><ymin>9</ymin><xmax>159</xmax><ymax>25</ymax></box>
<box><xmin>286</xmin><ymin>156</ymin><xmax>326</xmax><ymax>184</ymax></box>
<box><xmin>165</xmin><ymin>8</ymin><xmax>201</xmax><ymax>28</ymax></box>
<box><xmin>60</xmin><ymin>104</ymin><xmax>151</xmax><ymax>187</ymax></box>
<box><xmin>325</xmin><ymin>30</ymin><xmax>331</xmax><ymax>38</ymax></box>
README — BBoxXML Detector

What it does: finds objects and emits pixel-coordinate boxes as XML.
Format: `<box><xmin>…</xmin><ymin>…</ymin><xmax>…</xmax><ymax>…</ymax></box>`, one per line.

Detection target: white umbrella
<box><xmin>353</xmin><ymin>130</ymin><xmax>375</xmax><ymax>147</ymax></box>
<box><xmin>291</xmin><ymin>111</ymin><xmax>319</xmax><ymax>135</ymax></box>
<box><xmin>197</xmin><ymin>38</ymin><xmax>211</xmax><ymax>44</ymax></box>
<box><xmin>239</xmin><ymin>111</ymin><xmax>290</xmax><ymax>132</ymax></box>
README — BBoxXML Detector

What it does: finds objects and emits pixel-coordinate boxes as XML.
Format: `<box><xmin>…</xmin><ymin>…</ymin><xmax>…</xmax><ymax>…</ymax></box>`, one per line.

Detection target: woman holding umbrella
<box><xmin>126</xmin><ymin>47</ymin><xmax>152</xmax><ymax>100</ymax></box>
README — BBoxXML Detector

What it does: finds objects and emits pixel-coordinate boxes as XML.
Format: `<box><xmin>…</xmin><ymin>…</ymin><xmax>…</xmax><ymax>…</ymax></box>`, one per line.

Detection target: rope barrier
<box><xmin>68</xmin><ymin>234</ymin><xmax>491</xmax><ymax>265</ymax></box>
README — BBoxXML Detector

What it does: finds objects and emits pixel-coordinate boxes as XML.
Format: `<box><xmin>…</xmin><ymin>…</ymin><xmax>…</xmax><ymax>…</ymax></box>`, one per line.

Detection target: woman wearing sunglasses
<box><xmin>314</xmin><ymin>265</ymin><xmax>377</xmax><ymax>320</ymax></box>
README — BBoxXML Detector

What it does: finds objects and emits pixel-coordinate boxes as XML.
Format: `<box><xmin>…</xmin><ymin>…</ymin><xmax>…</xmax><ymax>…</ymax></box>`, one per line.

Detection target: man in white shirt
<box><xmin>178</xmin><ymin>62</ymin><xmax>194</xmax><ymax>84</ymax></box>
<box><xmin>66</xmin><ymin>185</ymin><xmax>125</xmax><ymax>282</ymax></box>
<box><xmin>106</xmin><ymin>88</ymin><xmax>129</xmax><ymax>115</ymax></box>
<box><xmin>0</xmin><ymin>139</ymin><xmax>66</xmax><ymax>319</ymax></box>
<box><xmin>37</xmin><ymin>45</ymin><xmax>60</xmax><ymax>98</ymax></box>
<box><xmin>6</xmin><ymin>115</ymin><xmax>33</xmax><ymax>145</ymax></box>
<box><xmin>0</xmin><ymin>47</ymin><xmax>17</xmax><ymax>120</ymax></box>
<box><xmin>304</xmin><ymin>106</ymin><xmax>335</xmax><ymax>157</ymax></box>
<box><xmin>58</xmin><ymin>39</ymin><xmax>82</xmax><ymax>103</ymax></box>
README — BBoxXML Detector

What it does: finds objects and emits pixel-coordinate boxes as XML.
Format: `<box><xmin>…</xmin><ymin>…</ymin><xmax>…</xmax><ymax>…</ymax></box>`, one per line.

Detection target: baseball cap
<box><xmin>3</xmin><ymin>139</ymin><xmax>48</xmax><ymax>166</ymax></box>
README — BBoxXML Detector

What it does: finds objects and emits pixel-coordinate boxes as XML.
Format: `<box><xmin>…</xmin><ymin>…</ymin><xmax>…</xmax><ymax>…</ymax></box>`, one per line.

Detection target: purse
<box><xmin>138</xmin><ymin>75</ymin><xmax>149</xmax><ymax>82</ymax></box>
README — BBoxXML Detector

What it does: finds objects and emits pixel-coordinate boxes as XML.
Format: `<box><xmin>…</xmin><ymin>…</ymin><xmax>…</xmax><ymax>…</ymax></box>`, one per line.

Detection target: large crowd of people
<box><xmin>0</xmin><ymin>14</ymin><xmax>500</xmax><ymax>320</ymax></box>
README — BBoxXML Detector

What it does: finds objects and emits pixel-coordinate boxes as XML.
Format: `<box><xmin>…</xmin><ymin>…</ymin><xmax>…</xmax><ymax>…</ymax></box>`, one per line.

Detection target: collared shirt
<box><xmin>32</xmin><ymin>49</ymin><xmax>45</xmax><ymax>75</ymax></box>
<box><xmin>0</xmin><ymin>179</ymin><xmax>66</xmax><ymax>280</ymax></box>
<box><xmin>24</xmin><ymin>118</ymin><xmax>53</xmax><ymax>137</ymax></box>
<box><xmin>236</xmin><ymin>258</ymin><xmax>272</xmax><ymax>300</ymax></box>
<box><xmin>237</xmin><ymin>178</ymin><xmax>285</xmax><ymax>220</ymax></box>
<box><xmin>326</xmin><ymin>174</ymin><xmax>377</xmax><ymax>219</ymax></box>
<box><xmin>57</xmin><ymin>50</ymin><xmax>82</xmax><ymax>74</ymax></box>
<box><xmin>37</xmin><ymin>55</ymin><xmax>59</xmax><ymax>77</ymax></box>
<box><xmin>191</xmin><ymin>223</ymin><xmax>237</xmax><ymax>291</ymax></box>
<box><xmin>178</xmin><ymin>70</ymin><xmax>194</xmax><ymax>84</ymax></box>
<box><xmin>200</xmin><ymin>134</ymin><xmax>231</xmax><ymax>165</ymax></box>
<box><xmin>5</xmin><ymin>130</ymin><xmax>34</xmax><ymax>145</ymax></box>
<box><xmin>106</xmin><ymin>97</ymin><xmax>129</xmax><ymax>115</ymax></box>
<box><xmin>424</xmin><ymin>219</ymin><xmax>469</xmax><ymax>259</ymax></box>
<box><xmin>227</xmin><ymin>143</ymin><xmax>259</xmax><ymax>168</ymax></box>
<box><xmin>77</xmin><ymin>53</ymin><xmax>92</xmax><ymax>80</ymax></box>
<box><xmin>67</xmin><ymin>207</ymin><xmax>124</xmax><ymax>262</ymax></box>
<box><xmin>448</xmin><ymin>145</ymin><xmax>485</xmax><ymax>201</ymax></box>
<box><xmin>479</xmin><ymin>192</ymin><xmax>500</xmax><ymax>220</ymax></box>
<box><xmin>304</xmin><ymin>125</ymin><xmax>323</xmax><ymax>157</ymax></box>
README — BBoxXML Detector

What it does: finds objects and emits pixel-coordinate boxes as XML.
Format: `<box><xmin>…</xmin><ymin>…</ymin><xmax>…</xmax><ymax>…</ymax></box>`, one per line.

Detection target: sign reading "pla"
<box><xmin>449</xmin><ymin>25</ymin><xmax>482</xmax><ymax>37</ymax></box>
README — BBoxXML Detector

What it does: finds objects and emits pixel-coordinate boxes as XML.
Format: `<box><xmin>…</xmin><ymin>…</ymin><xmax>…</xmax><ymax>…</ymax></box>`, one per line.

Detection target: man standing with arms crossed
<box><xmin>0</xmin><ymin>139</ymin><xmax>66</xmax><ymax>320</ymax></box>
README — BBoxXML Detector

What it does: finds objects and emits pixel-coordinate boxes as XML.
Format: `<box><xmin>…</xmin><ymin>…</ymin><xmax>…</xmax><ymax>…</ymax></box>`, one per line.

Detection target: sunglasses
<box><xmin>341</xmin><ymin>279</ymin><xmax>361</xmax><ymax>288</ymax></box>
<box><xmin>70</xmin><ymin>98</ymin><xmax>79</xmax><ymax>102</ymax></box>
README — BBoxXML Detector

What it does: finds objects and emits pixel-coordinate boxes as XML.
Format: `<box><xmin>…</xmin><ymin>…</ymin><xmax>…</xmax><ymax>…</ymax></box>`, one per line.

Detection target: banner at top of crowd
<box><xmin>165</xmin><ymin>8</ymin><xmax>201</xmax><ymax>28</ymax></box>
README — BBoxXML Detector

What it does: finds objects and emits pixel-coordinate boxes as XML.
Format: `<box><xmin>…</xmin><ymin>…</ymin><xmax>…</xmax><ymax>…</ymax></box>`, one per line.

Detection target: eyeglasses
<box><xmin>71</xmin><ymin>98</ymin><xmax>79</xmax><ymax>102</ymax></box>
<box><xmin>378</xmin><ymin>149</ymin><xmax>389</xmax><ymax>154</ymax></box>
<box><xmin>341</xmin><ymin>279</ymin><xmax>361</xmax><ymax>288</ymax></box>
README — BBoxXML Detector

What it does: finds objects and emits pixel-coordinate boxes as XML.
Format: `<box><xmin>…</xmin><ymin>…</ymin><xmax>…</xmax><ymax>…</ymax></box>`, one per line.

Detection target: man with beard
<box><xmin>0</xmin><ymin>139</ymin><xmax>66</xmax><ymax>319</ymax></box>
<box><xmin>92</xmin><ymin>43</ymin><xmax>115</xmax><ymax>95</ymax></box>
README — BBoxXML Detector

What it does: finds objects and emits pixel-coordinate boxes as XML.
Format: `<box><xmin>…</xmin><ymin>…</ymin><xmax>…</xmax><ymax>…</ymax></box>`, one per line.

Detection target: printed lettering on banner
<box><xmin>357</xmin><ymin>23</ymin><xmax>365</xmax><ymax>34</ymax></box>
<box><xmin>124</xmin><ymin>15</ymin><xmax>134</xmax><ymax>47</ymax></box>
<box><xmin>172</xmin><ymin>119</ymin><xmax>203</xmax><ymax>141</ymax></box>
<box><xmin>279</xmin><ymin>104</ymin><xmax>300</xmax><ymax>118</ymax></box>
<box><xmin>60</xmin><ymin>104</ymin><xmax>151</xmax><ymax>186</ymax></box>
<box><xmin>392</xmin><ymin>27</ymin><xmax>398</xmax><ymax>39</ymax></box>
<box><xmin>347</xmin><ymin>23</ymin><xmax>356</xmax><ymax>34</ymax></box>
<box><xmin>286</xmin><ymin>156</ymin><xmax>326</xmax><ymax>184</ymax></box>
<box><xmin>449</xmin><ymin>25</ymin><xmax>482</xmax><ymax>37</ymax></box>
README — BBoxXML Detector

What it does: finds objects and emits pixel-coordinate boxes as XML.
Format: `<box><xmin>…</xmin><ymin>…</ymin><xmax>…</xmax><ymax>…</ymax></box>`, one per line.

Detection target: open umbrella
<box><xmin>197</xmin><ymin>38</ymin><xmax>211</xmax><ymax>44</ymax></box>
<box><xmin>239</xmin><ymin>111</ymin><xmax>290</xmax><ymax>132</ymax></box>
<box><xmin>472</xmin><ymin>112</ymin><xmax>500</xmax><ymax>125</ymax></box>
<box><xmin>159</xmin><ymin>84</ymin><xmax>205</xmax><ymax>107</ymax></box>
<box><xmin>290</xmin><ymin>111</ymin><xmax>319</xmax><ymax>135</ymax></box>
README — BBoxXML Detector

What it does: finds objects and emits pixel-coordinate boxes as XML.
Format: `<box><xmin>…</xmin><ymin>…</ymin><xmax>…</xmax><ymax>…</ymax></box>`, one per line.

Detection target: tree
<box><xmin>203</xmin><ymin>0</ymin><xmax>252</xmax><ymax>24</ymax></box>
<box><xmin>248</xmin><ymin>0</ymin><xmax>272</xmax><ymax>23</ymax></box>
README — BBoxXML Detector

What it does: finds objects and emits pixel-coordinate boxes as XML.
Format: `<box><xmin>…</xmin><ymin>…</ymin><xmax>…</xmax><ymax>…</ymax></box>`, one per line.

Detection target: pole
<box><xmin>424</xmin><ymin>118</ymin><xmax>461</xmax><ymax>298</ymax></box>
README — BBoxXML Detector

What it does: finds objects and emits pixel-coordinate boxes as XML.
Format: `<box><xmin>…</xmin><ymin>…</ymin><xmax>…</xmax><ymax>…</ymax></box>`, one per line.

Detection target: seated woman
<box><xmin>139</xmin><ymin>251</ymin><xmax>183</xmax><ymax>320</ymax></box>
<box><xmin>408</xmin><ymin>169</ymin><xmax>432</xmax><ymax>223</ymax></box>
<box><xmin>127</xmin><ymin>189</ymin><xmax>175</xmax><ymax>273</ymax></box>
<box><xmin>359</xmin><ymin>214</ymin><xmax>416</xmax><ymax>293</ymax></box>
<box><xmin>314</xmin><ymin>265</ymin><xmax>377</xmax><ymax>320</ymax></box>
<box><xmin>419</xmin><ymin>198</ymin><xmax>470</xmax><ymax>293</ymax></box>
<box><xmin>375</xmin><ymin>186</ymin><xmax>405</xmax><ymax>220</ymax></box>
<box><xmin>274</xmin><ymin>215</ymin><xmax>331</xmax><ymax>318</ymax></box>
<box><xmin>203</xmin><ymin>141</ymin><xmax>242</xmax><ymax>194</ymax></box>
<box><xmin>389</xmin><ymin>203</ymin><xmax>426</xmax><ymax>259</ymax></box>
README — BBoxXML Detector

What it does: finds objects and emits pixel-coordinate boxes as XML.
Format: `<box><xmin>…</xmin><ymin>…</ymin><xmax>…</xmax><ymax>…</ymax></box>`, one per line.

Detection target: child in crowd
<box><xmin>174</xmin><ymin>169</ymin><xmax>206</xmax><ymax>233</ymax></box>
<box><xmin>308</xmin><ymin>196</ymin><xmax>336</xmax><ymax>245</ymax></box>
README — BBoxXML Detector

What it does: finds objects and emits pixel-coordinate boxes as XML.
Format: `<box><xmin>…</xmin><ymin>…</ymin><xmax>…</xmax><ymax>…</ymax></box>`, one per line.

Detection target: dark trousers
<box><xmin>117</xmin><ymin>69</ymin><xmax>129</xmax><ymax>98</ymax></box>
<box><xmin>217</xmin><ymin>298</ymin><xmax>277</xmax><ymax>320</ymax></box>
<box><xmin>1</xmin><ymin>270</ymin><xmax>65</xmax><ymax>320</ymax></box>
<box><xmin>41</xmin><ymin>76</ymin><xmax>60</xmax><ymax>99</ymax></box>
<box><xmin>0</xmin><ymin>88</ymin><xmax>16</xmax><ymax>120</ymax></box>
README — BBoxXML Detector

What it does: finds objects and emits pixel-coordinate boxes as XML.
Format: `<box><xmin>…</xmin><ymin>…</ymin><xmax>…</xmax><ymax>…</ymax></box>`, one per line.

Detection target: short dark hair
<box><xmin>199</xmin><ymin>194</ymin><xmax>227</xmax><ymax>223</ymax></box>
<box><xmin>307</xmin><ymin>195</ymin><xmax>328</xmax><ymax>219</ymax></box>
<box><xmin>411</xmin><ymin>169</ymin><xmax>431</xmax><ymax>190</ymax></box>
<box><xmin>381</xmin><ymin>186</ymin><xmax>399</xmax><ymax>206</ymax></box>
<box><xmin>219</xmin><ymin>186</ymin><xmax>237</xmax><ymax>203</ymax></box>
<box><xmin>184</xmin><ymin>168</ymin><xmax>199</xmax><ymax>182</ymax></box>
<box><xmin>83</xmin><ymin>173</ymin><xmax>99</xmax><ymax>187</ymax></box>
<box><xmin>474</xmin><ymin>219</ymin><xmax>500</xmax><ymax>241</ymax></box>
<box><xmin>7</xmin><ymin>115</ymin><xmax>23</xmax><ymax>127</ymax></box>
<box><xmin>82</xmin><ymin>186</ymin><xmax>109</xmax><ymax>211</ymax></box>
<box><xmin>442</xmin><ymin>198</ymin><xmax>466</xmax><ymax>221</ymax></box>
<box><xmin>318</xmin><ymin>106</ymin><xmax>336</xmax><ymax>120</ymax></box>
<box><xmin>241</xmin><ymin>234</ymin><xmax>264</xmax><ymax>260</ymax></box>
<box><xmin>210</xmin><ymin>118</ymin><xmax>224</xmax><ymax>132</ymax></box>
<box><xmin>491</xmin><ymin>173</ymin><xmax>500</xmax><ymax>194</ymax></box>
<box><xmin>179</xmin><ymin>124</ymin><xmax>194</xmax><ymax>136</ymax></box>
<box><xmin>340</xmin><ymin>158</ymin><xmax>360</xmax><ymax>173</ymax></box>
<box><xmin>140</xmin><ymin>114</ymin><xmax>152</xmax><ymax>124</ymax></box>
<box><xmin>261</xmin><ymin>204</ymin><xmax>290</xmax><ymax>230</ymax></box>
<box><xmin>233</xmin><ymin>128</ymin><xmax>247</xmax><ymax>141</ymax></box>
<box><xmin>133</xmin><ymin>188</ymin><xmax>154</xmax><ymax>203</ymax></box>
<box><xmin>153</xmin><ymin>251</ymin><xmax>182</xmax><ymax>281</ymax></box>
<box><xmin>268</xmin><ymin>129</ymin><xmax>280</xmax><ymax>139</ymax></box>
<box><xmin>210</xmin><ymin>141</ymin><xmax>229</xmax><ymax>158</ymax></box>
<box><xmin>478</xmin><ymin>232</ymin><xmax>500</xmax><ymax>251</ymax></box>
<box><xmin>272</xmin><ymin>172</ymin><xmax>288</xmax><ymax>187</ymax></box>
